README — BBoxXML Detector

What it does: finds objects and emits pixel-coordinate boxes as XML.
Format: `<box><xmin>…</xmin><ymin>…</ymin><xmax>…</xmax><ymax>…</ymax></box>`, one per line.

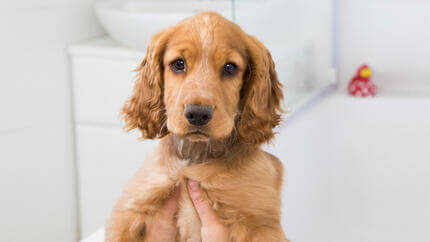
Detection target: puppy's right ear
<box><xmin>122</xmin><ymin>28</ymin><xmax>174</xmax><ymax>139</ymax></box>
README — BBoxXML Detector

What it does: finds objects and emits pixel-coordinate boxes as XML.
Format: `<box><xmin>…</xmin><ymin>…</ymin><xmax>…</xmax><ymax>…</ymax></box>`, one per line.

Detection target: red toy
<box><xmin>348</xmin><ymin>64</ymin><xmax>377</xmax><ymax>97</ymax></box>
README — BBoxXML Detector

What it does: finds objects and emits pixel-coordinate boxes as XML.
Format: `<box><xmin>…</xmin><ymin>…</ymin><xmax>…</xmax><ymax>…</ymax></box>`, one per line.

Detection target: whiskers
<box><xmin>177</xmin><ymin>138</ymin><xmax>184</xmax><ymax>158</ymax></box>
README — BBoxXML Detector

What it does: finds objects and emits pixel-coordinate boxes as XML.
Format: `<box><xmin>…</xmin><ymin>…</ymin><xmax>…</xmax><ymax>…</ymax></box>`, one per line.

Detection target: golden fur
<box><xmin>106</xmin><ymin>12</ymin><xmax>288</xmax><ymax>241</ymax></box>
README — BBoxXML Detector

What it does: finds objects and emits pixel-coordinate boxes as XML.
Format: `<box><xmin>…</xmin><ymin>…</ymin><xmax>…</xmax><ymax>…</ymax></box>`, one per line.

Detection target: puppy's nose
<box><xmin>184</xmin><ymin>104</ymin><xmax>213</xmax><ymax>126</ymax></box>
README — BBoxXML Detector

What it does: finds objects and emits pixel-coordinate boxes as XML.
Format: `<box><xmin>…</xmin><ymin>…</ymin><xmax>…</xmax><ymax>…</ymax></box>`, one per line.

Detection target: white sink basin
<box><xmin>95</xmin><ymin>0</ymin><xmax>232</xmax><ymax>50</ymax></box>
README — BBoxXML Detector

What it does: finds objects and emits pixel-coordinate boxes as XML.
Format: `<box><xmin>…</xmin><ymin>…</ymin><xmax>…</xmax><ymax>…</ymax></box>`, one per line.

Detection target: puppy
<box><xmin>106</xmin><ymin>12</ymin><xmax>288</xmax><ymax>242</ymax></box>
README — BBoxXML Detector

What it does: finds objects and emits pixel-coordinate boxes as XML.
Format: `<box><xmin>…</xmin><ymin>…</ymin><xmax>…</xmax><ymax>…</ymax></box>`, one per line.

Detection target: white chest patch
<box><xmin>198</xmin><ymin>13</ymin><xmax>214</xmax><ymax>68</ymax></box>
<box><xmin>169</xmin><ymin>159</ymin><xmax>189</xmax><ymax>179</ymax></box>
<box><xmin>200</xmin><ymin>14</ymin><xmax>213</xmax><ymax>45</ymax></box>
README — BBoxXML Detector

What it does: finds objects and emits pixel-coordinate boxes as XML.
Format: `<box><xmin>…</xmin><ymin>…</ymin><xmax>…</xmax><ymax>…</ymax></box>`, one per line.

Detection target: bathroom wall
<box><xmin>279</xmin><ymin>2</ymin><xmax>430</xmax><ymax>241</ymax></box>
<box><xmin>269</xmin><ymin>94</ymin><xmax>430</xmax><ymax>242</ymax></box>
<box><xmin>336</xmin><ymin>0</ymin><xmax>430</xmax><ymax>94</ymax></box>
<box><xmin>0</xmin><ymin>1</ymin><xmax>102</xmax><ymax>241</ymax></box>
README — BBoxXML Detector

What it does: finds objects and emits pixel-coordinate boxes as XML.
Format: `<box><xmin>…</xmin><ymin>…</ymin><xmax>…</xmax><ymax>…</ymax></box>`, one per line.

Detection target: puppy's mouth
<box><xmin>185</xmin><ymin>131</ymin><xmax>210</xmax><ymax>142</ymax></box>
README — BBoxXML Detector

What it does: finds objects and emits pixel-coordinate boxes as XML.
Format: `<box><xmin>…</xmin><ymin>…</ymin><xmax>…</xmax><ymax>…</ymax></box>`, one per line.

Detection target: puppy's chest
<box><xmin>175</xmin><ymin>183</ymin><xmax>234</xmax><ymax>242</ymax></box>
<box><xmin>166</xmin><ymin>158</ymin><xmax>271</xmax><ymax>241</ymax></box>
<box><xmin>173</xmin><ymin>178</ymin><xmax>246</xmax><ymax>242</ymax></box>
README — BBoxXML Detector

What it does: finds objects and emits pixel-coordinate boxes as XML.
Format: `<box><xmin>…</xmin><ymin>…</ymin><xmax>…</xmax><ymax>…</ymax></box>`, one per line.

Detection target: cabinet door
<box><xmin>71</xmin><ymin>56</ymin><xmax>140</xmax><ymax>126</ymax></box>
<box><xmin>75</xmin><ymin>125</ymin><xmax>158</xmax><ymax>237</ymax></box>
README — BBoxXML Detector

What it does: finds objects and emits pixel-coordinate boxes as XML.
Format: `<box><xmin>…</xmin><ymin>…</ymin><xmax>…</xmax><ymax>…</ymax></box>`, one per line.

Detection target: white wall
<box><xmin>336</xmin><ymin>0</ymin><xmax>430</xmax><ymax>95</ymax></box>
<box><xmin>0</xmin><ymin>1</ymin><xmax>102</xmax><ymax>241</ymax></box>
<box><xmin>267</xmin><ymin>94</ymin><xmax>430</xmax><ymax>242</ymax></box>
<box><xmin>333</xmin><ymin>3</ymin><xmax>430</xmax><ymax>240</ymax></box>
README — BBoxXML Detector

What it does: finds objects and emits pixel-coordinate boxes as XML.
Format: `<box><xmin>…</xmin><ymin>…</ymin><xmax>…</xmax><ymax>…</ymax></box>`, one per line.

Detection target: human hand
<box><xmin>145</xmin><ymin>190</ymin><xmax>180</xmax><ymax>242</ymax></box>
<box><xmin>187</xmin><ymin>180</ymin><xmax>229</xmax><ymax>242</ymax></box>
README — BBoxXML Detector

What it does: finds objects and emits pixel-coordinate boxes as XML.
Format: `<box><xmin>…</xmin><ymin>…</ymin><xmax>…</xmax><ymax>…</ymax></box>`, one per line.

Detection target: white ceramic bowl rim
<box><xmin>95</xmin><ymin>0</ymin><xmax>231</xmax><ymax>17</ymax></box>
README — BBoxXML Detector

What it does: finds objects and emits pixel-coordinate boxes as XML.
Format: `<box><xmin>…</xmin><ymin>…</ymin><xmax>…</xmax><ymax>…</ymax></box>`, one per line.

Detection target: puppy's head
<box><xmin>123</xmin><ymin>12</ymin><xmax>283</xmax><ymax>145</ymax></box>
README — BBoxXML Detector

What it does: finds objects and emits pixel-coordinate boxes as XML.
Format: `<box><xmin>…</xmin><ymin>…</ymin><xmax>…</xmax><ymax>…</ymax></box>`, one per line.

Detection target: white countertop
<box><xmin>69</xmin><ymin>36</ymin><xmax>145</xmax><ymax>60</ymax></box>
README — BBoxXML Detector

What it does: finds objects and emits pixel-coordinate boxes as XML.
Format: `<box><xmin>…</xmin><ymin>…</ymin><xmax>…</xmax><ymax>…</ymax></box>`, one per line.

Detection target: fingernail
<box><xmin>188</xmin><ymin>179</ymin><xmax>199</xmax><ymax>191</ymax></box>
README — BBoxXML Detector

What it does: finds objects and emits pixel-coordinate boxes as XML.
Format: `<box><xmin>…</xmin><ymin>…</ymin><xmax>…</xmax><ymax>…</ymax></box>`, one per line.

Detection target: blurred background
<box><xmin>0</xmin><ymin>0</ymin><xmax>429</xmax><ymax>241</ymax></box>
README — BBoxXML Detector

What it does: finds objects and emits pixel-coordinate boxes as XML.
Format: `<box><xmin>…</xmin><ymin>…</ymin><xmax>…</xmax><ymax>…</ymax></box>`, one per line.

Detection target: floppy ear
<box><xmin>122</xmin><ymin>29</ymin><xmax>173</xmax><ymax>139</ymax></box>
<box><xmin>238</xmin><ymin>35</ymin><xmax>284</xmax><ymax>145</ymax></box>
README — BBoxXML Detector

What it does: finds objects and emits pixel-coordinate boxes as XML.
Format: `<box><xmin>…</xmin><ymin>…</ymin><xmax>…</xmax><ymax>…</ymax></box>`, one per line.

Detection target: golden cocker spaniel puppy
<box><xmin>106</xmin><ymin>12</ymin><xmax>288</xmax><ymax>242</ymax></box>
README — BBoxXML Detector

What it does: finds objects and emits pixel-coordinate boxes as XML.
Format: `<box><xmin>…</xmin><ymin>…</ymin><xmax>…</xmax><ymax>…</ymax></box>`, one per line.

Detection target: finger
<box><xmin>187</xmin><ymin>179</ymin><xmax>219</xmax><ymax>226</ymax></box>
<box><xmin>158</xmin><ymin>190</ymin><xmax>180</xmax><ymax>219</ymax></box>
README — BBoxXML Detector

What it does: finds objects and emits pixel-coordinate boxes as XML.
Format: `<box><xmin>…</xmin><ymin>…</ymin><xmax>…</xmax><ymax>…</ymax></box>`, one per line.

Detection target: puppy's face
<box><xmin>123</xmin><ymin>12</ymin><xmax>283</xmax><ymax>145</ymax></box>
<box><xmin>163</xmin><ymin>17</ymin><xmax>247</xmax><ymax>142</ymax></box>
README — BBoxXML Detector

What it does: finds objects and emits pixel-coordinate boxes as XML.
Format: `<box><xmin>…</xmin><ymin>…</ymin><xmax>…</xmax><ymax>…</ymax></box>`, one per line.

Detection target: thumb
<box><xmin>187</xmin><ymin>179</ymin><xmax>219</xmax><ymax>227</ymax></box>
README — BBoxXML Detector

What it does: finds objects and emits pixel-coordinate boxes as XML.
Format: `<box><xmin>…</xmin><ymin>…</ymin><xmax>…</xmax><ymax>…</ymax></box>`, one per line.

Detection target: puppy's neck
<box><xmin>166</xmin><ymin>133</ymin><xmax>246</xmax><ymax>164</ymax></box>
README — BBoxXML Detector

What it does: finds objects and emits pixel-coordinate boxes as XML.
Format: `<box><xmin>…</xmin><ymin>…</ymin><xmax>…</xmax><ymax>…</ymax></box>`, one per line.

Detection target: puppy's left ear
<box><xmin>238</xmin><ymin>35</ymin><xmax>284</xmax><ymax>145</ymax></box>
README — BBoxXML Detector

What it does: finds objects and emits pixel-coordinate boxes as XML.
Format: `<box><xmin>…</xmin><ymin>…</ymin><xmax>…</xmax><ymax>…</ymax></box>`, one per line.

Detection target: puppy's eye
<box><xmin>222</xmin><ymin>62</ymin><xmax>238</xmax><ymax>76</ymax></box>
<box><xmin>170</xmin><ymin>58</ymin><xmax>186</xmax><ymax>73</ymax></box>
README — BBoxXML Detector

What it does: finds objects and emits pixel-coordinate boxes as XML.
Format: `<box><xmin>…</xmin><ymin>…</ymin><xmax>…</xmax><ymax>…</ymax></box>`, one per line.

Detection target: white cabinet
<box><xmin>70</xmin><ymin>38</ymin><xmax>144</xmax><ymax>126</ymax></box>
<box><xmin>75</xmin><ymin>125</ymin><xmax>157</xmax><ymax>237</ymax></box>
<box><xmin>69</xmin><ymin>39</ymin><xmax>158</xmax><ymax>237</ymax></box>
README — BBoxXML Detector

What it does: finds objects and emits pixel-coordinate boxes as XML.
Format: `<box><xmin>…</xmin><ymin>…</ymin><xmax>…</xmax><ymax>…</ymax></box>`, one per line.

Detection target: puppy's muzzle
<box><xmin>184</xmin><ymin>104</ymin><xmax>213</xmax><ymax>126</ymax></box>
